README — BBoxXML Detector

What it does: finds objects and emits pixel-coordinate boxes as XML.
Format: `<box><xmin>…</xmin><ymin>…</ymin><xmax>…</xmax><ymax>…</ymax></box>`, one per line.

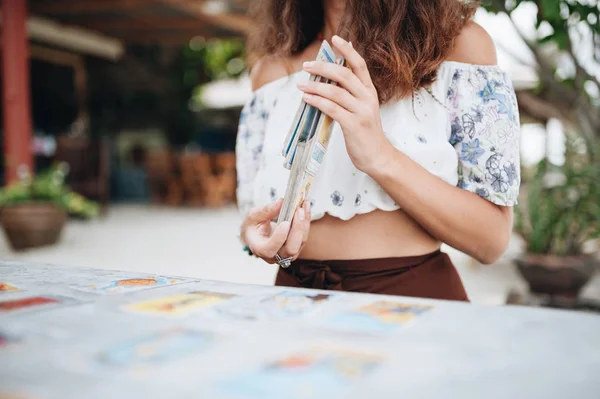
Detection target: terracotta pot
<box><xmin>0</xmin><ymin>203</ymin><xmax>67</xmax><ymax>251</ymax></box>
<box><xmin>515</xmin><ymin>253</ymin><xmax>596</xmax><ymax>297</ymax></box>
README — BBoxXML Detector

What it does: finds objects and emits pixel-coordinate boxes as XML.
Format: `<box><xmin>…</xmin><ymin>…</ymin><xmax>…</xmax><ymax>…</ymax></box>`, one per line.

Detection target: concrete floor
<box><xmin>1</xmin><ymin>205</ymin><xmax>598</xmax><ymax>305</ymax></box>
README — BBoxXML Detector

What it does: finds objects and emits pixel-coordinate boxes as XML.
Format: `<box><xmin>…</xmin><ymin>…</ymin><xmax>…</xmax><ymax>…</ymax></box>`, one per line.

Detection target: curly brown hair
<box><xmin>248</xmin><ymin>0</ymin><xmax>478</xmax><ymax>103</ymax></box>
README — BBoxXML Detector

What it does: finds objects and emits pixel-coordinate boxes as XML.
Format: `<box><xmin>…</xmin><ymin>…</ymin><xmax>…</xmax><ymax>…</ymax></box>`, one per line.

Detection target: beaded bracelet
<box><xmin>242</xmin><ymin>245</ymin><xmax>254</xmax><ymax>257</ymax></box>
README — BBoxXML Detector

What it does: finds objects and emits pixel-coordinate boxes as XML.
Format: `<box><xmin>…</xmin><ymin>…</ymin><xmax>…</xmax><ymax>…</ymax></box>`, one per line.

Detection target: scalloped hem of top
<box><xmin>460</xmin><ymin>186</ymin><xmax>519</xmax><ymax>208</ymax></box>
<box><xmin>486</xmin><ymin>197</ymin><xmax>519</xmax><ymax>207</ymax></box>
<box><xmin>308</xmin><ymin>194</ymin><xmax>518</xmax><ymax>222</ymax></box>
<box><xmin>310</xmin><ymin>203</ymin><xmax>401</xmax><ymax>222</ymax></box>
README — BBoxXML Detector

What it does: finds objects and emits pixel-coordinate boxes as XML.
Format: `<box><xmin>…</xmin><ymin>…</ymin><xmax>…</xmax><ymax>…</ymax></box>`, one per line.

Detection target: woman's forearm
<box><xmin>367</xmin><ymin>144</ymin><xmax>513</xmax><ymax>264</ymax></box>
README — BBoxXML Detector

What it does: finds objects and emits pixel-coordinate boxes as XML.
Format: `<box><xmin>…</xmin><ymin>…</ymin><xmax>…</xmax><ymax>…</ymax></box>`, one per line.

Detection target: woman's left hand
<box><xmin>298</xmin><ymin>35</ymin><xmax>392</xmax><ymax>174</ymax></box>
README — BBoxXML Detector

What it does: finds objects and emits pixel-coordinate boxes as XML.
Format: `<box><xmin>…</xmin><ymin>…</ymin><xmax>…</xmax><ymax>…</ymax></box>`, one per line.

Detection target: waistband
<box><xmin>283</xmin><ymin>250</ymin><xmax>444</xmax><ymax>291</ymax></box>
<box><xmin>292</xmin><ymin>250</ymin><xmax>443</xmax><ymax>275</ymax></box>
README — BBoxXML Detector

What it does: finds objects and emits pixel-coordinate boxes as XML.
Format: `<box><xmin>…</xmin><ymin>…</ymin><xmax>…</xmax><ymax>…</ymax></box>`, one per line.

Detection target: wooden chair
<box><xmin>145</xmin><ymin>150</ymin><xmax>177</xmax><ymax>205</ymax></box>
<box><xmin>178</xmin><ymin>152</ymin><xmax>237</xmax><ymax>208</ymax></box>
<box><xmin>179</xmin><ymin>153</ymin><xmax>211</xmax><ymax>207</ymax></box>
<box><xmin>54</xmin><ymin>135</ymin><xmax>110</xmax><ymax>213</ymax></box>
<box><xmin>212</xmin><ymin>152</ymin><xmax>237</xmax><ymax>204</ymax></box>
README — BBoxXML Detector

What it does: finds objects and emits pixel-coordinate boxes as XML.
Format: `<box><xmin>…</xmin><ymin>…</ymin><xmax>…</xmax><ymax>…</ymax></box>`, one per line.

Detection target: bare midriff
<box><xmin>299</xmin><ymin>209</ymin><xmax>441</xmax><ymax>260</ymax></box>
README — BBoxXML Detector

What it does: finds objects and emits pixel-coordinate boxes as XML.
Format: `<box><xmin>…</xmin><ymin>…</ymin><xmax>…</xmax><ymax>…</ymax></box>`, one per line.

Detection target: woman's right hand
<box><xmin>241</xmin><ymin>199</ymin><xmax>311</xmax><ymax>264</ymax></box>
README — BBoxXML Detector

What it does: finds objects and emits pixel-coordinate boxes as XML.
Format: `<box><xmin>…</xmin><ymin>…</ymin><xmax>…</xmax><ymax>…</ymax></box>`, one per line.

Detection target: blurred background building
<box><xmin>1</xmin><ymin>0</ymin><xmax>255</xmax><ymax>208</ymax></box>
<box><xmin>0</xmin><ymin>0</ymin><xmax>598</xmax><ymax>309</ymax></box>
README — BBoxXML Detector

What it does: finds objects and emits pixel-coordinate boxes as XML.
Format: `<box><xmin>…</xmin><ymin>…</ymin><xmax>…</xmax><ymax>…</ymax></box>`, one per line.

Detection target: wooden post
<box><xmin>2</xmin><ymin>0</ymin><xmax>33</xmax><ymax>183</ymax></box>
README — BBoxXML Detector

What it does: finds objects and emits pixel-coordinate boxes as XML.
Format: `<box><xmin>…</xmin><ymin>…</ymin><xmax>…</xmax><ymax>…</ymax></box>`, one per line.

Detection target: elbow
<box><xmin>473</xmin><ymin>230</ymin><xmax>511</xmax><ymax>265</ymax></box>
<box><xmin>476</xmin><ymin>252</ymin><xmax>502</xmax><ymax>266</ymax></box>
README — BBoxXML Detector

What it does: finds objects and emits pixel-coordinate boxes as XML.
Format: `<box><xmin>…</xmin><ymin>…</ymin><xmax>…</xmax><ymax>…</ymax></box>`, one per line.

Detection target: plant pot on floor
<box><xmin>0</xmin><ymin>203</ymin><xmax>67</xmax><ymax>251</ymax></box>
<box><xmin>515</xmin><ymin>253</ymin><xmax>596</xmax><ymax>298</ymax></box>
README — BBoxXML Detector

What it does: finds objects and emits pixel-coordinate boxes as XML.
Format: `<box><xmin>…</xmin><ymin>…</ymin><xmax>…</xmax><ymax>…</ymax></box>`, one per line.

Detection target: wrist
<box><xmin>361</xmin><ymin>138</ymin><xmax>398</xmax><ymax>179</ymax></box>
<box><xmin>238</xmin><ymin>232</ymin><xmax>255</xmax><ymax>257</ymax></box>
<box><xmin>238</xmin><ymin>225</ymin><xmax>250</xmax><ymax>247</ymax></box>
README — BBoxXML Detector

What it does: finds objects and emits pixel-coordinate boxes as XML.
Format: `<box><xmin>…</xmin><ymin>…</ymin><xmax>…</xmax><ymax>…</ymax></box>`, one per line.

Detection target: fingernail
<box><xmin>303</xmin><ymin>61</ymin><xmax>314</xmax><ymax>69</ymax></box>
<box><xmin>298</xmin><ymin>209</ymin><xmax>305</xmax><ymax>221</ymax></box>
<box><xmin>297</xmin><ymin>82</ymin><xmax>308</xmax><ymax>90</ymax></box>
<box><xmin>332</xmin><ymin>36</ymin><xmax>344</xmax><ymax>45</ymax></box>
<box><xmin>303</xmin><ymin>93</ymin><xmax>314</xmax><ymax>101</ymax></box>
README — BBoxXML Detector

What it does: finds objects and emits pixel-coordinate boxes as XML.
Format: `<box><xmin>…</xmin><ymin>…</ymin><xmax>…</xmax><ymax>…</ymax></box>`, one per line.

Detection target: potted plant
<box><xmin>514</xmin><ymin>140</ymin><xmax>600</xmax><ymax>298</ymax></box>
<box><xmin>0</xmin><ymin>163</ymin><xmax>100</xmax><ymax>251</ymax></box>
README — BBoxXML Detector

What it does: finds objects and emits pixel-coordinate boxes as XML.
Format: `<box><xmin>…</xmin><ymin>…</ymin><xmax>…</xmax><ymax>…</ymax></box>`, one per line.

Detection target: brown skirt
<box><xmin>275</xmin><ymin>250</ymin><xmax>469</xmax><ymax>302</ymax></box>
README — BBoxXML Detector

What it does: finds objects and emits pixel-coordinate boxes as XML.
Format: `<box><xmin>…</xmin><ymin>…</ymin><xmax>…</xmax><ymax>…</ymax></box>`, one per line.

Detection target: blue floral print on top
<box><xmin>447</xmin><ymin>66</ymin><xmax>521</xmax><ymax>206</ymax></box>
<box><xmin>235</xmin><ymin>90</ymin><xmax>270</xmax><ymax>215</ymax></box>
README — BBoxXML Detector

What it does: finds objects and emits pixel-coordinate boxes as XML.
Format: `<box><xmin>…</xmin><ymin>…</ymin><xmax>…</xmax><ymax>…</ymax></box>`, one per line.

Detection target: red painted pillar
<box><xmin>2</xmin><ymin>0</ymin><xmax>33</xmax><ymax>184</ymax></box>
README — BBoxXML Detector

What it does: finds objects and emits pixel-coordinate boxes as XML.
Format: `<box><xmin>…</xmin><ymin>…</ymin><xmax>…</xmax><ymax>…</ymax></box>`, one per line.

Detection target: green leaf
<box><xmin>539</xmin><ymin>0</ymin><xmax>562</xmax><ymax>22</ymax></box>
<box><xmin>0</xmin><ymin>164</ymin><xmax>100</xmax><ymax>219</ymax></box>
<box><xmin>554</xmin><ymin>29</ymin><xmax>570</xmax><ymax>50</ymax></box>
<box><xmin>517</xmin><ymin>139</ymin><xmax>600</xmax><ymax>255</ymax></box>
<box><xmin>538</xmin><ymin>33</ymin><xmax>555</xmax><ymax>44</ymax></box>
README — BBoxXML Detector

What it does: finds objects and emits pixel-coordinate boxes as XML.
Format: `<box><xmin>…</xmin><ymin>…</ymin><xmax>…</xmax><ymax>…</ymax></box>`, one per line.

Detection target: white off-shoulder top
<box><xmin>236</xmin><ymin>61</ymin><xmax>521</xmax><ymax>221</ymax></box>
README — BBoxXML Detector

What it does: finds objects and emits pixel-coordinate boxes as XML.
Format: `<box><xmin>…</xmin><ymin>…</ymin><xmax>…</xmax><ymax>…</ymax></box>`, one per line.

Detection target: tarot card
<box><xmin>220</xmin><ymin>347</ymin><xmax>383</xmax><ymax>399</ymax></box>
<box><xmin>326</xmin><ymin>301</ymin><xmax>433</xmax><ymax>333</ymax></box>
<box><xmin>96</xmin><ymin>328</ymin><xmax>212</xmax><ymax>369</ymax></box>
<box><xmin>123</xmin><ymin>291</ymin><xmax>236</xmax><ymax>316</ymax></box>
<box><xmin>70</xmin><ymin>275</ymin><xmax>187</xmax><ymax>295</ymax></box>
<box><xmin>218</xmin><ymin>291</ymin><xmax>334</xmax><ymax>321</ymax></box>
<box><xmin>0</xmin><ymin>283</ymin><xmax>20</xmax><ymax>293</ymax></box>
<box><xmin>0</xmin><ymin>296</ymin><xmax>73</xmax><ymax>313</ymax></box>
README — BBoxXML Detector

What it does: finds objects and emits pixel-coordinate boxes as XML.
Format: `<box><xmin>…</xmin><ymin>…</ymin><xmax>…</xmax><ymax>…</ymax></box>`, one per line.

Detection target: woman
<box><xmin>236</xmin><ymin>0</ymin><xmax>520</xmax><ymax>301</ymax></box>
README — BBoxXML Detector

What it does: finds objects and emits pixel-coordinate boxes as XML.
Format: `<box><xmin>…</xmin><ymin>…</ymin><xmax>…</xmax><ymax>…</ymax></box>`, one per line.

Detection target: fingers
<box><xmin>297</xmin><ymin>81</ymin><xmax>358</xmax><ymax>112</ymax></box>
<box><xmin>331</xmin><ymin>35</ymin><xmax>375</xmax><ymax>90</ymax></box>
<box><xmin>303</xmin><ymin>61</ymin><xmax>368</xmax><ymax>99</ymax></box>
<box><xmin>245</xmin><ymin>201</ymin><xmax>312</xmax><ymax>264</ymax></box>
<box><xmin>250</xmin><ymin>221</ymin><xmax>291</xmax><ymax>261</ymax></box>
<box><xmin>302</xmin><ymin>201</ymin><xmax>311</xmax><ymax>244</ymax></box>
<box><xmin>302</xmin><ymin>93</ymin><xmax>352</xmax><ymax>124</ymax></box>
<box><xmin>246</xmin><ymin>198</ymin><xmax>283</xmax><ymax>224</ymax></box>
<box><xmin>279</xmin><ymin>205</ymin><xmax>310</xmax><ymax>259</ymax></box>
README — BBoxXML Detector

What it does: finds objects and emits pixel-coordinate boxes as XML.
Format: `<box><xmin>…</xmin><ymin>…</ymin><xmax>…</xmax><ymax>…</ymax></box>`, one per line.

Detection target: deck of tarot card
<box><xmin>277</xmin><ymin>40</ymin><xmax>349</xmax><ymax>223</ymax></box>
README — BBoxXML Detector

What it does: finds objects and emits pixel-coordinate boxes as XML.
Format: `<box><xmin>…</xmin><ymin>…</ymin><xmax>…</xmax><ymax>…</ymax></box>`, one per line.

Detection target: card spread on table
<box><xmin>0</xmin><ymin>283</ymin><xmax>21</xmax><ymax>293</ymax></box>
<box><xmin>326</xmin><ymin>301</ymin><xmax>433</xmax><ymax>332</ymax></box>
<box><xmin>70</xmin><ymin>276</ymin><xmax>187</xmax><ymax>295</ymax></box>
<box><xmin>220</xmin><ymin>347</ymin><xmax>383</xmax><ymax>399</ymax></box>
<box><xmin>217</xmin><ymin>291</ymin><xmax>336</xmax><ymax>321</ymax></box>
<box><xmin>96</xmin><ymin>328</ymin><xmax>212</xmax><ymax>368</ymax></box>
<box><xmin>0</xmin><ymin>296</ymin><xmax>62</xmax><ymax>313</ymax></box>
<box><xmin>123</xmin><ymin>291</ymin><xmax>236</xmax><ymax>316</ymax></box>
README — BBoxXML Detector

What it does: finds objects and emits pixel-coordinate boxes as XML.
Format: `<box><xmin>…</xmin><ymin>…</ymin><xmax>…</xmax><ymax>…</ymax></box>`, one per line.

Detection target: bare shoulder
<box><xmin>447</xmin><ymin>21</ymin><xmax>497</xmax><ymax>66</ymax></box>
<box><xmin>250</xmin><ymin>57</ymin><xmax>292</xmax><ymax>91</ymax></box>
<box><xmin>250</xmin><ymin>42</ymin><xmax>320</xmax><ymax>91</ymax></box>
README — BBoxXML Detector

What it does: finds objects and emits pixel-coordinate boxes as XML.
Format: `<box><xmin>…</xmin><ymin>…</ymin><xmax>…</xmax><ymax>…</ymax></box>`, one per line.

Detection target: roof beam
<box><xmin>31</xmin><ymin>0</ymin><xmax>151</xmax><ymax>14</ymax></box>
<box><xmin>31</xmin><ymin>0</ymin><xmax>254</xmax><ymax>38</ymax></box>
<box><xmin>29</xmin><ymin>43</ymin><xmax>83</xmax><ymax>67</ymax></box>
<box><xmin>0</xmin><ymin>13</ymin><xmax>124</xmax><ymax>60</ymax></box>
<box><xmin>111</xmin><ymin>30</ymin><xmax>213</xmax><ymax>41</ymax></box>
<box><xmin>160</xmin><ymin>0</ymin><xmax>254</xmax><ymax>34</ymax></box>
<box><xmin>81</xmin><ymin>18</ymin><xmax>206</xmax><ymax>31</ymax></box>
<box><xmin>118</xmin><ymin>33</ymin><xmax>209</xmax><ymax>45</ymax></box>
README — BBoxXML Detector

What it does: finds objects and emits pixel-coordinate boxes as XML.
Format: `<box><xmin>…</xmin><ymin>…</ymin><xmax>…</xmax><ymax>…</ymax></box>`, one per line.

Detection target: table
<box><xmin>1</xmin><ymin>261</ymin><xmax>599</xmax><ymax>399</ymax></box>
